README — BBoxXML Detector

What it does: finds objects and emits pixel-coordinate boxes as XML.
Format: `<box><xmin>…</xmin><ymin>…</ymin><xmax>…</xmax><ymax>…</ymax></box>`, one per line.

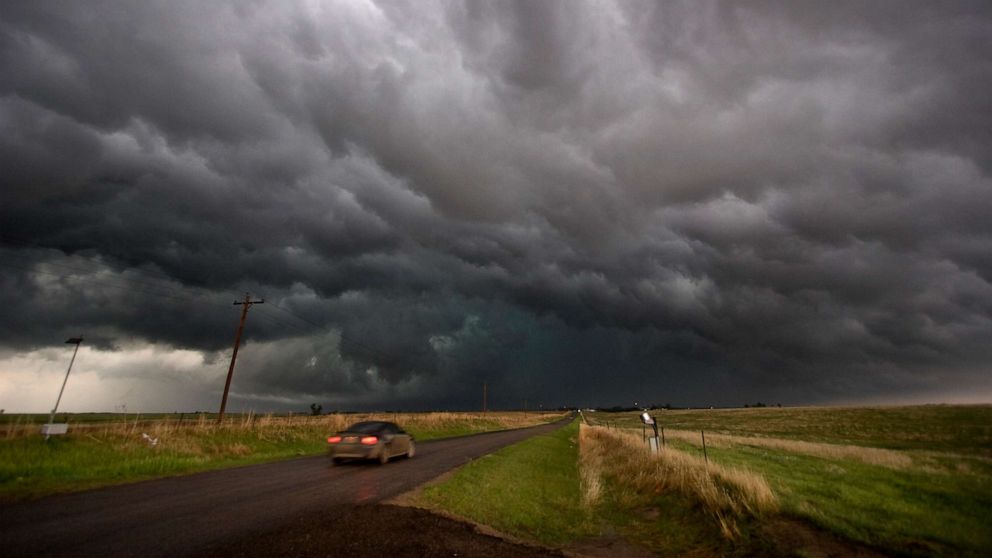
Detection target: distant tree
<box><xmin>310</xmin><ymin>403</ymin><xmax>322</xmax><ymax>416</ymax></box>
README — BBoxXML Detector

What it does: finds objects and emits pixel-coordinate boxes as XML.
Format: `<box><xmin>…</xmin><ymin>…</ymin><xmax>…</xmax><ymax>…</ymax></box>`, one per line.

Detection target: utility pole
<box><xmin>218</xmin><ymin>293</ymin><xmax>263</xmax><ymax>423</ymax></box>
<box><xmin>483</xmin><ymin>381</ymin><xmax>488</xmax><ymax>414</ymax></box>
<box><xmin>44</xmin><ymin>336</ymin><xmax>83</xmax><ymax>440</ymax></box>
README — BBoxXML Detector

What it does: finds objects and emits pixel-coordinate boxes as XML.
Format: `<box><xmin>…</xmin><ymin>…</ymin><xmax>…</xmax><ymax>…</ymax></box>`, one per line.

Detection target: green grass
<box><xmin>0</xmin><ymin>426</ymin><xmax>322</xmax><ymax>500</ymax></box>
<box><xmin>413</xmin><ymin>419</ymin><xmax>596</xmax><ymax>546</ymax></box>
<box><xmin>665</xmin><ymin>439</ymin><xmax>992</xmax><ymax>557</ymax></box>
<box><xmin>587</xmin><ymin>406</ymin><xmax>992</xmax><ymax>557</ymax></box>
<box><xmin>0</xmin><ymin>412</ymin><xmax>563</xmax><ymax>501</ymax></box>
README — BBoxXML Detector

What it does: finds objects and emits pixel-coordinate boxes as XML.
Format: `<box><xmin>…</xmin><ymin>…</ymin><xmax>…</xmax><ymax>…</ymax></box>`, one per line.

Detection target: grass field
<box><xmin>584</xmin><ymin>405</ymin><xmax>992</xmax><ymax>557</ymax></box>
<box><xmin>0</xmin><ymin>411</ymin><xmax>564</xmax><ymax>501</ymax></box>
<box><xmin>589</xmin><ymin>405</ymin><xmax>992</xmax><ymax>455</ymax></box>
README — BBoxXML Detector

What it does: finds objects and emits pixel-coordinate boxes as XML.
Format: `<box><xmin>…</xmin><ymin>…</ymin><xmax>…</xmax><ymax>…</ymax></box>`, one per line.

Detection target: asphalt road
<box><xmin>0</xmin><ymin>418</ymin><xmax>570</xmax><ymax>558</ymax></box>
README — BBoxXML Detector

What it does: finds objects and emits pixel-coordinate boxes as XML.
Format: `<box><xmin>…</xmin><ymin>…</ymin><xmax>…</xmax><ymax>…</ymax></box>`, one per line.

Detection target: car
<box><xmin>327</xmin><ymin>420</ymin><xmax>415</xmax><ymax>465</ymax></box>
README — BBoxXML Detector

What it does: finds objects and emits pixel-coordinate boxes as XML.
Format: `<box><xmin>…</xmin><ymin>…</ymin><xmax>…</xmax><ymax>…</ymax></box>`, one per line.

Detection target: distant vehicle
<box><xmin>327</xmin><ymin>421</ymin><xmax>415</xmax><ymax>465</ymax></box>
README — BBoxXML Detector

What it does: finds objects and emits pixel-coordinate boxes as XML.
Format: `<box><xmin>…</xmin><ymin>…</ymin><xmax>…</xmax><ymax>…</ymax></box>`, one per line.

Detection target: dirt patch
<box><xmin>564</xmin><ymin>536</ymin><xmax>658</xmax><ymax>558</ymax></box>
<box><xmin>759</xmin><ymin>518</ymin><xmax>890</xmax><ymax>558</ymax></box>
<box><xmin>202</xmin><ymin>504</ymin><xmax>565</xmax><ymax>558</ymax></box>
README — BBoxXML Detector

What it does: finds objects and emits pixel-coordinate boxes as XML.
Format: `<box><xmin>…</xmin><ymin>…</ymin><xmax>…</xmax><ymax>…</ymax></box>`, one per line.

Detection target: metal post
<box><xmin>46</xmin><ymin>337</ymin><xmax>82</xmax><ymax>440</ymax></box>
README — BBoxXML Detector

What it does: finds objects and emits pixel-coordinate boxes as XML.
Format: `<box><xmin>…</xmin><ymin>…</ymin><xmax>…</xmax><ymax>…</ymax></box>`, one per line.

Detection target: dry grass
<box><xmin>578</xmin><ymin>426</ymin><xmax>604</xmax><ymax>508</ymax></box>
<box><xmin>580</xmin><ymin>425</ymin><xmax>777</xmax><ymax>538</ymax></box>
<box><xmin>3</xmin><ymin>411</ymin><xmax>560</xmax><ymax>442</ymax></box>
<box><xmin>660</xmin><ymin>428</ymin><xmax>914</xmax><ymax>470</ymax></box>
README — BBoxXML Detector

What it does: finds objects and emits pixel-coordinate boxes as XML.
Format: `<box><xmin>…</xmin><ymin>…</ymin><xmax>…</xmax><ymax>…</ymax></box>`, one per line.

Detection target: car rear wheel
<box><xmin>407</xmin><ymin>441</ymin><xmax>416</xmax><ymax>458</ymax></box>
<box><xmin>378</xmin><ymin>448</ymin><xmax>390</xmax><ymax>465</ymax></box>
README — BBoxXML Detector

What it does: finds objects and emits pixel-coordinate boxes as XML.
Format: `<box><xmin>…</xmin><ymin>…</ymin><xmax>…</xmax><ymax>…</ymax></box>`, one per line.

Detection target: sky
<box><xmin>1</xmin><ymin>1</ymin><xmax>991</xmax><ymax>413</ymax></box>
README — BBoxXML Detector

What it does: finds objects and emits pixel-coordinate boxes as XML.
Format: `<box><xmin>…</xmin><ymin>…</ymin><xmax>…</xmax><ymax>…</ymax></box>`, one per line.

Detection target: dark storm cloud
<box><xmin>2</xmin><ymin>1</ymin><xmax>991</xmax><ymax>410</ymax></box>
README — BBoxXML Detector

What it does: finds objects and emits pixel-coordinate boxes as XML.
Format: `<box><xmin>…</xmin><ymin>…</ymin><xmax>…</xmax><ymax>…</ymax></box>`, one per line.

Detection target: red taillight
<box><xmin>360</xmin><ymin>436</ymin><xmax>378</xmax><ymax>445</ymax></box>
<box><xmin>327</xmin><ymin>436</ymin><xmax>342</xmax><ymax>444</ymax></box>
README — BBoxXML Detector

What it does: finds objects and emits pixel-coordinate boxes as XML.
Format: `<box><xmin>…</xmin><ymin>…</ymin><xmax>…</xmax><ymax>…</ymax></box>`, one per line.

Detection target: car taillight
<box><xmin>327</xmin><ymin>436</ymin><xmax>342</xmax><ymax>444</ymax></box>
<box><xmin>360</xmin><ymin>436</ymin><xmax>378</xmax><ymax>445</ymax></box>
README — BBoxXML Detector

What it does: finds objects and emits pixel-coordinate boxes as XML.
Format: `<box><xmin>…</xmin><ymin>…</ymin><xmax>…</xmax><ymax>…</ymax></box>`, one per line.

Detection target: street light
<box><xmin>43</xmin><ymin>337</ymin><xmax>83</xmax><ymax>439</ymax></box>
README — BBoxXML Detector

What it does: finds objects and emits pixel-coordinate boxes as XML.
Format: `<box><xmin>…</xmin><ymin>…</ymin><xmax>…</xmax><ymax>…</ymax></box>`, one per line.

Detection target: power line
<box><xmin>266</xmin><ymin>301</ymin><xmax>325</xmax><ymax>329</ymax></box>
<box><xmin>252</xmin><ymin>307</ymin><xmax>313</xmax><ymax>336</ymax></box>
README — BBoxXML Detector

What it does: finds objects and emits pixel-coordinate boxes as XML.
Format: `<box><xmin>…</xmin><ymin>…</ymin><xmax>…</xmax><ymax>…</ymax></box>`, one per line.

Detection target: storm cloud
<box><xmin>2</xmin><ymin>0</ymin><xmax>991</xmax><ymax>412</ymax></box>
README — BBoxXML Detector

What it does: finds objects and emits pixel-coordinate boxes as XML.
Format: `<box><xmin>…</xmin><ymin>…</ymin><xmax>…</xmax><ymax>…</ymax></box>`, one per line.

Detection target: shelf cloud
<box><xmin>2</xmin><ymin>1</ymin><xmax>991</xmax><ymax>411</ymax></box>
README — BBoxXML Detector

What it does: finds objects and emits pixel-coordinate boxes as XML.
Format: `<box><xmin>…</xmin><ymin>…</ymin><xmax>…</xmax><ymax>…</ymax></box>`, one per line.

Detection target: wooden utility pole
<box><xmin>483</xmin><ymin>381</ymin><xmax>488</xmax><ymax>414</ymax></box>
<box><xmin>218</xmin><ymin>293</ymin><xmax>263</xmax><ymax>423</ymax></box>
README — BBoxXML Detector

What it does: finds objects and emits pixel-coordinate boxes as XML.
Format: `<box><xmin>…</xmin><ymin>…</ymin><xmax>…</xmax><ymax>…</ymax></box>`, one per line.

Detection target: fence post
<box><xmin>661</xmin><ymin>427</ymin><xmax>665</xmax><ymax>448</ymax></box>
<box><xmin>701</xmin><ymin>430</ymin><xmax>708</xmax><ymax>465</ymax></box>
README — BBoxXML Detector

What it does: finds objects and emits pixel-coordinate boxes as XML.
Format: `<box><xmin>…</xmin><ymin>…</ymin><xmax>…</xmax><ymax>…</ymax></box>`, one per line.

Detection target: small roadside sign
<box><xmin>41</xmin><ymin>423</ymin><xmax>68</xmax><ymax>436</ymax></box>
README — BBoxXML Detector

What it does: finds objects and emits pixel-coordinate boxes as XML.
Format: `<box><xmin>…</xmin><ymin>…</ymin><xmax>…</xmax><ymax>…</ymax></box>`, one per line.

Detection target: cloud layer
<box><xmin>2</xmin><ymin>1</ymin><xmax>991</xmax><ymax>411</ymax></box>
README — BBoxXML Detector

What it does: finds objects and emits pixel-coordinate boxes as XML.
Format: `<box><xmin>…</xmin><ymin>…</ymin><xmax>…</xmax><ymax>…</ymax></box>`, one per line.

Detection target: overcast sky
<box><xmin>2</xmin><ymin>1</ymin><xmax>991</xmax><ymax>413</ymax></box>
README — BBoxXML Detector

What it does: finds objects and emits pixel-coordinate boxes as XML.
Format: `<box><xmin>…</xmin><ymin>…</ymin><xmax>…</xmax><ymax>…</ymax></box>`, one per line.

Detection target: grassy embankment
<box><xmin>586</xmin><ymin>405</ymin><xmax>992</xmax><ymax>557</ymax></box>
<box><xmin>412</xmin><ymin>419</ymin><xmax>596</xmax><ymax>546</ymax></box>
<box><xmin>0</xmin><ymin>411</ymin><xmax>563</xmax><ymax>501</ymax></box>
<box><xmin>411</xmin><ymin>419</ymin><xmax>777</xmax><ymax>555</ymax></box>
<box><xmin>410</xmin><ymin>406</ymin><xmax>991</xmax><ymax>557</ymax></box>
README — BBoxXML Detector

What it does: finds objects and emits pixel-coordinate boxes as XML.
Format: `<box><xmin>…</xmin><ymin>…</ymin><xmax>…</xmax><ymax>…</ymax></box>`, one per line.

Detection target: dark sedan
<box><xmin>327</xmin><ymin>421</ymin><xmax>415</xmax><ymax>465</ymax></box>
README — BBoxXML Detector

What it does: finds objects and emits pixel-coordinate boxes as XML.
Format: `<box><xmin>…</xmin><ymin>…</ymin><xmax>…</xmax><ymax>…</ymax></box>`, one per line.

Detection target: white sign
<box><xmin>41</xmin><ymin>423</ymin><xmax>68</xmax><ymax>436</ymax></box>
<box><xmin>640</xmin><ymin>412</ymin><xmax>654</xmax><ymax>425</ymax></box>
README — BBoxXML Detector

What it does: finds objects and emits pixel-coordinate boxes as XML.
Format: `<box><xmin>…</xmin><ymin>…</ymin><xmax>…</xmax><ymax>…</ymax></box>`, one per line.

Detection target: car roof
<box><xmin>342</xmin><ymin>420</ymin><xmax>399</xmax><ymax>432</ymax></box>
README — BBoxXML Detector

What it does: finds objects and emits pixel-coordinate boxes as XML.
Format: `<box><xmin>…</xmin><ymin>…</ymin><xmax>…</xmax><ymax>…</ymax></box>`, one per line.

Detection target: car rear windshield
<box><xmin>344</xmin><ymin>421</ymin><xmax>388</xmax><ymax>434</ymax></box>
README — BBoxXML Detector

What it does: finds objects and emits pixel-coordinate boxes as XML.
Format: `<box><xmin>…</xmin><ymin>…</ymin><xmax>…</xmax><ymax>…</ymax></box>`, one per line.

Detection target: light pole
<box><xmin>45</xmin><ymin>337</ymin><xmax>83</xmax><ymax>440</ymax></box>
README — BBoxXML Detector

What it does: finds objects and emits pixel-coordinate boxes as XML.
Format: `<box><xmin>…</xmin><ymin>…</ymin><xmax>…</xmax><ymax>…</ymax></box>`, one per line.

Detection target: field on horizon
<box><xmin>582</xmin><ymin>404</ymin><xmax>992</xmax><ymax>556</ymax></box>
<box><xmin>0</xmin><ymin>410</ymin><xmax>565</xmax><ymax>500</ymax></box>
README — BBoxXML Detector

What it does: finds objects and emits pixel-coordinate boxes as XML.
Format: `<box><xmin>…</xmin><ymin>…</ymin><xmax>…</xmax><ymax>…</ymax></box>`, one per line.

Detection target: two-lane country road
<box><xmin>0</xmin><ymin>417</ymin><xmax>571</xmax><ymax>557</ymax></box>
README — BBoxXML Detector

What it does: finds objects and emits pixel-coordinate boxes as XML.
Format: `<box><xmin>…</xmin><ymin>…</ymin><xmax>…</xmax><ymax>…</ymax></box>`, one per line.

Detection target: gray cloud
<box><xmin>2</xmin><ymin>0</ymin><xmax>991</xmax><ymax>411</ymax></box>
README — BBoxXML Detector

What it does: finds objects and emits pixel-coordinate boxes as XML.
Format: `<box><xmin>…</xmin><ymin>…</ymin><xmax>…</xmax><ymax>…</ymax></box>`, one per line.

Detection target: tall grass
<box><xmin>579</xmin><ymin>425</ymin><xmax>776</xmax><ymax>538</ymax></box>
